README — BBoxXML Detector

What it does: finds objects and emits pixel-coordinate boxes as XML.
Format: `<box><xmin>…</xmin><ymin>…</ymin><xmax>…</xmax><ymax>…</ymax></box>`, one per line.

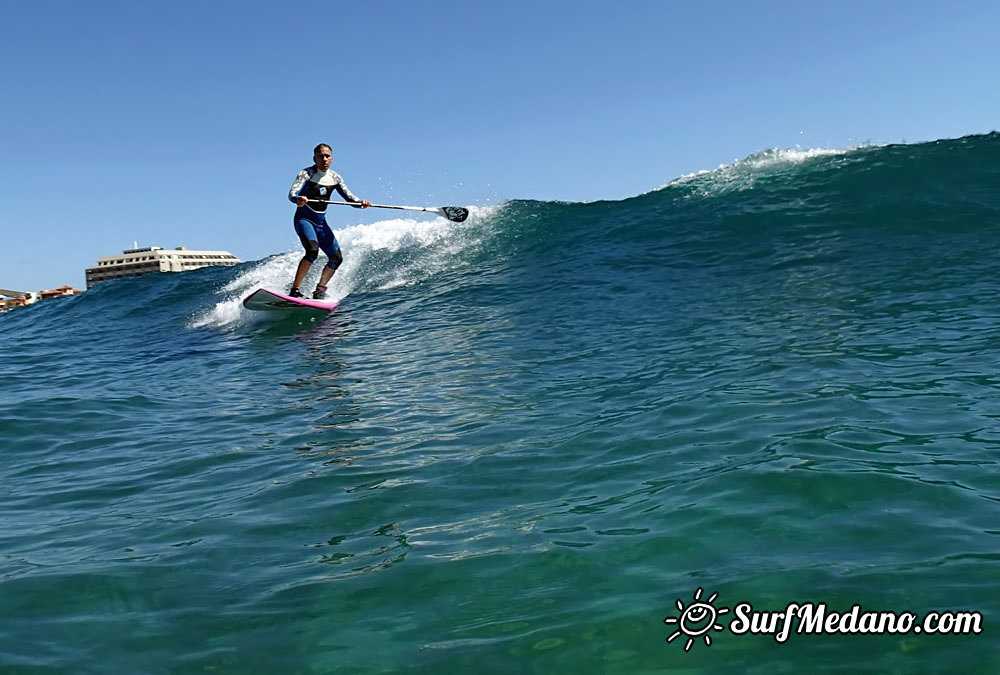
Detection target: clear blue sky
<box><xmin>2</xmin><ymin>0</ymin><xmax>998</xmax><ymax>292</ymax></box>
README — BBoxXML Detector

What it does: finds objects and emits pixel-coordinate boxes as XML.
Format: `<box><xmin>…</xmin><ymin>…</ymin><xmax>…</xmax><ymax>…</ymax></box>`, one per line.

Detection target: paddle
<box><xmin>307</xmin><ymin>199</ymin><xmax>469</xmax><ymax>223</ymax></box>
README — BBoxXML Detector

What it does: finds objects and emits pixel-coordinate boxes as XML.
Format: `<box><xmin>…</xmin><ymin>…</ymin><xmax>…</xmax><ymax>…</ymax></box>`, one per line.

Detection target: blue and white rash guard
<box><xmin>288</xmin><ymin>167</ymin><xmax>362</xmax><ymax>221</ymax></box>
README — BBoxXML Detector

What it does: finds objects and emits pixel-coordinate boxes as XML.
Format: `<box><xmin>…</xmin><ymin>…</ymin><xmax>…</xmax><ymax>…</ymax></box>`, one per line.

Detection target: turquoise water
<box><xmin>3</xmin><ymin>134</ymin><xmax>1000</xmax><ymax>673</ymax></box>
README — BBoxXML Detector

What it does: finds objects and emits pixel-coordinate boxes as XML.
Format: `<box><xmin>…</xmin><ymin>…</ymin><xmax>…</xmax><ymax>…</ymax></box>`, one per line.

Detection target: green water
<box><xmin>2</xmin><ymin>135</ymin><xmax>999</xmax><ymax>672</ymax></box>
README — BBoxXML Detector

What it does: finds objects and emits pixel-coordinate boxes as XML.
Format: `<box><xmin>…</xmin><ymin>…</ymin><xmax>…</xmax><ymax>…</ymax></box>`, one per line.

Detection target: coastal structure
<box><xmin>0</xmin><ymin>286</ymin><xmax>82</xmax><ymax>311</ymax></box>
<box><xmin>40</xmin><ymin>285</ymin><xmax>85</xmax><ymax>300</ymax></box>
<box><xmin>0</xmin><ymin>289</ymin><xmax>36</xmax><ymax>311</ymax></box>
<box><xmin>85</xmin><ymin>246</ymin><xmax>241</xmax><ymax>289</ymax></box>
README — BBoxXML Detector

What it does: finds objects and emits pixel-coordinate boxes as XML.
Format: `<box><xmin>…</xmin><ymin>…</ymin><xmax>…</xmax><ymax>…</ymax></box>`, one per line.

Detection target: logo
<box><xmin>318</xmin><ymin>186</ymin><xmax>328</xmax><ymax>196</ymax></box>
<box><xmin>663</xmin><ymin>589</ymin><xmax>983</xmax><ymax>651</ymax></box>
<box><xmin>663</xmin><ymin>587</ymin><xmax>729</xmax><ymax>651</ymax></box>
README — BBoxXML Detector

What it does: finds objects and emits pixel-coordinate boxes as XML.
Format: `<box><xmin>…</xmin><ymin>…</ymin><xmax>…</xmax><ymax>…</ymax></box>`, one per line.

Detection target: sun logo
<box><xmin>664</xmin><ymin>588</ymin><xmax>729</xmax><ymax>651</ymax></box>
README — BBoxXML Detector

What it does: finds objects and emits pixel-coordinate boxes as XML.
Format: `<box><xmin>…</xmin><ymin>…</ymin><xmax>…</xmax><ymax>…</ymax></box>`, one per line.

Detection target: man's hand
<box><xmin>360</xmin><ymin>200</ymin><xmax>372</xmax><ymax>209</ymax></box>
<box><xmin>296</xmin><ymin>196</ymin><xmax>308</xmax><ymax>207</ymax></box>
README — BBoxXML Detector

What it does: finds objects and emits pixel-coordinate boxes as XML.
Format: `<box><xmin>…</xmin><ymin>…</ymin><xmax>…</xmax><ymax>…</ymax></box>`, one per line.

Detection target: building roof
<box><xmin>92</xmin><ymin>246</ymin><xmax>240</xmax><ymax>264</ymax></box>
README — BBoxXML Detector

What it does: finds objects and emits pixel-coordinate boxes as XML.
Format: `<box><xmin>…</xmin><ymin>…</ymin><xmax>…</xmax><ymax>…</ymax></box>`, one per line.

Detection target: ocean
<box><xmin>2</xmin><ymin>133</ymin><xmax>999</xmax><ymax>673</ymax></box>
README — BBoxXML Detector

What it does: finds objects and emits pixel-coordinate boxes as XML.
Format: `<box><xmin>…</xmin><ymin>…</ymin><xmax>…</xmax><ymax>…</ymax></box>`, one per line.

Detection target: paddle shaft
<box><xmin>305</xmin><ymin>199</ymin><xmax>469</xmax><ymax>223</ymax></box>
<box><xmin>308</xmin><ymin>199</ymin><xmax>440</xmax><ymax>215</ymax></box>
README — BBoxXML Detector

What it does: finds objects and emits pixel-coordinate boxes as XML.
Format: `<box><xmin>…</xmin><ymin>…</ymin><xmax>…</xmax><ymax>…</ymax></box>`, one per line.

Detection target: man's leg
<box><xmin>317</xmin><ymin>264</ymin><xmax>336</xmax><ymax>288</ymax></box>
<box><xmin>292</xmin><ymin>258</ymin><xmax>312</xmax><ymax>292</ymax></box>
<box><xmin>313</xmin><ymin>225</ymin><xmax>343</xmax><ymax>299</ymax></box>
<box><xmin>292</xmin><ymin>219</ymin><xmax>321</xmax><ymax>294</ymax></box>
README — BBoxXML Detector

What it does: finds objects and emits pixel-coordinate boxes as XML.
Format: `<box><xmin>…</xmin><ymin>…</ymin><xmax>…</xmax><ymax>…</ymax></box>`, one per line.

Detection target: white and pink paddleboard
<box><xmin>242</xmin><ymin>288</ymin><xmax>339</xmax><ymax>312</ymax></box>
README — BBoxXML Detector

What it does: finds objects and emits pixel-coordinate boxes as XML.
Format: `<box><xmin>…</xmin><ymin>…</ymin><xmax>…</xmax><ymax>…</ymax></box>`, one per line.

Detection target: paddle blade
<box><xmin>440</xmin><ymin>206</ymin><xmax>469</xmax><ymax>223</ymax></box>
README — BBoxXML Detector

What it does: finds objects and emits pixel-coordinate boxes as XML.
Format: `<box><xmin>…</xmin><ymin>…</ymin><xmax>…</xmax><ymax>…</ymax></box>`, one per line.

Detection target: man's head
<box><xmin>313</xmin><ymin>144</ymin><xmax>333</xmax><ymax>171</ymax></box>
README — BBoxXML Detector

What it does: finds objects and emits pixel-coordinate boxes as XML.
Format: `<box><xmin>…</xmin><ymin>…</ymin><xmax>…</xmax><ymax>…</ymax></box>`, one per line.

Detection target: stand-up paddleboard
<box><xmin>242</xmin><ymin>288</ymin><xmax>339</xmax><ymax>312</ymax></box>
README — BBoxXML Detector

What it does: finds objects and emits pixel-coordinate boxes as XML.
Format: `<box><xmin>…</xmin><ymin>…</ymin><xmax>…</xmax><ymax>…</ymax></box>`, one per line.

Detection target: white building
<box><xmin>85</xmin><ymin>246</ymin><xmax>240</xmax><ymax>289</ymax></box>
<box><xmin>0</xmin><ymin>289</ymin><xmax>37</xmax><ymax>310</ymax></box>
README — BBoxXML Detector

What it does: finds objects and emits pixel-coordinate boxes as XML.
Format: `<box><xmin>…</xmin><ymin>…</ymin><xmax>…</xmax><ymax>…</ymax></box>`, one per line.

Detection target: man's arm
<box><xmin>289</xmin><ymin>168</ymin><xmax>311</xmax><ymax>204</ymax></box>
<box><xmin>334</xmin><ymin>176</ymin><xmax>371</xmax><ymax>208</ymax></box>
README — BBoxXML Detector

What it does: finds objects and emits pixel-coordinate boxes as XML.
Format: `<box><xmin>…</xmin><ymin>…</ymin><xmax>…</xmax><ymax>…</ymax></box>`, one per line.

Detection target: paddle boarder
<box><xmin>287</xmin><ymin>143</ymin><xmax>371</xmax><ymax>299</ymax></box>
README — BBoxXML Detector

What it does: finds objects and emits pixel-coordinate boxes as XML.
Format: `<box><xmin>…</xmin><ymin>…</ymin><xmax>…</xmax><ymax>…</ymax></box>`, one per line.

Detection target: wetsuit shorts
<box><xmin>294</xmin><ymin>209</ymin><xmax>342</xmax><ymax>271</ymax></box>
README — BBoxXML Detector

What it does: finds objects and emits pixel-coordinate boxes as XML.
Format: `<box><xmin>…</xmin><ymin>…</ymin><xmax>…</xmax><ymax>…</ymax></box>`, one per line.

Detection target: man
<box><xmin>287</xmin><ymin>143</ymin><xmax>371</xmax><ymax>299</ymax></box>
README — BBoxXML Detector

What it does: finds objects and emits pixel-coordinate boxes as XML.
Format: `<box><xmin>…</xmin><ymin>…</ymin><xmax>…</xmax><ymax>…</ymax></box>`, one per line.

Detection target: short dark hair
<box><xmin>313</xmin><ymin>143</ymin><xmax>332</xmax><ymax>156</ymax></box>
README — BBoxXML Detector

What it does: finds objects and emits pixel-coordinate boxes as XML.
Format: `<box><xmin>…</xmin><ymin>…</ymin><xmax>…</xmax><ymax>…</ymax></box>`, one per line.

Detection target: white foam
<box><xmin>661</xmin><ymin>146</ymin><xmax>852</xmax><ymax>193</ymax></box>
<box><xmin>188</xmin><ymin>253</ymin><xmax>301</xmax><ymax>329</ymax></box>
<box><xmin>742</xmin><ymin>147</ymin><xmax>849</xmax><ymax>171</ymax></box>
<box><xmin>189</xmin><ymin>205</ymin><xmax>500</xmax><ymax>329</ymax></box>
